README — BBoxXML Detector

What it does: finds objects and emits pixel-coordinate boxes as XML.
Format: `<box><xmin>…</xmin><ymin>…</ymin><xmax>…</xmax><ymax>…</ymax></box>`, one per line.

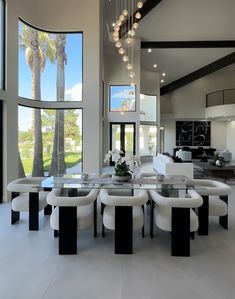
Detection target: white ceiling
<box><xmin>141</xmin><ymin>48</ymin><xmax>235</xmax><ymax>86</ymax></box>
<box><xmin>104</xmin><ymin>0</ymin><xmax>235</xmax><ymax>87</ymax></box>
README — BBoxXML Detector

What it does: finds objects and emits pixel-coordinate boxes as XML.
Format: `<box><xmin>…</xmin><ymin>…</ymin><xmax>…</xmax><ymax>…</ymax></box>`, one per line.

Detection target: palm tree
<box><xmin>49</xmin><ymin>34</ymin><xmax>67</xmax><ymax>176</ymax></box>
<box><xmin>19</xmin><ymin>25</ymin><xmax>55</xmax><ymax>177</ymax></box>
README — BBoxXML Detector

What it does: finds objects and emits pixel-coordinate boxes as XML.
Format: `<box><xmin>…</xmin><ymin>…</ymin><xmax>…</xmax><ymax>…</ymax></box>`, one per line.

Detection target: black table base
<box><xmin>115</xmin><ymin>206</ymin><xmax>133</xmax><ymax>254</ymax></box>
<box><xmin>172</xmin><ymin>207</ymin><xmax>190</xmax><ymax>257</ymax></box>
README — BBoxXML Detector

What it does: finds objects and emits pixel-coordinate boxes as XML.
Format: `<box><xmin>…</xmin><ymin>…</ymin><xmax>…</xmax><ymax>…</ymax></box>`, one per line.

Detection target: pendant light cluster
<box><xmin>112</xmin><ymin>1</ymin><xmax>144</xmax><ymax>86</ymax></box>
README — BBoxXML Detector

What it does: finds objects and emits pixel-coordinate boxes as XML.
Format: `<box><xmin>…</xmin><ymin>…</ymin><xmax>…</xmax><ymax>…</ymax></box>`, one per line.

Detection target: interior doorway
<box><xmin>110</xmin><ymin>122</ymin><xmax>136</xmax><ymax>164</ymax></box>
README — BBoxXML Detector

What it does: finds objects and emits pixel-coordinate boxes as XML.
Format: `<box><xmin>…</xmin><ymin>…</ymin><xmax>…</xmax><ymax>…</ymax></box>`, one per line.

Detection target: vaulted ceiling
<box><xmin>104</xmin><ymin>0</ymin><xmax>235</xmax><ymax>93</ymax></box>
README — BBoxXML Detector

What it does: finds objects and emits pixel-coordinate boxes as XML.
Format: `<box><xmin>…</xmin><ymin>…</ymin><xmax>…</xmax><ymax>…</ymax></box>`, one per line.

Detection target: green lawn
<box><xmin>21</xmin><ymin>152</ymin><xmax>82</xmax><ymax>174</ymax></box>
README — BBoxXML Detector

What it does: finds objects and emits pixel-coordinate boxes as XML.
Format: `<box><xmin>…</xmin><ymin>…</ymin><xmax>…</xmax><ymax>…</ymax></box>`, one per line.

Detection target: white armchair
<box><xmin>187</xmin><ymin>179</ymin><xmax>232</xmax><ymax>235</ymax></box>
<box><xmin>47</xmin><ymin>188</ymin><xmax>99</xmax><ymax>254</ymax></box>
<box><xmin>149</xmin><ymin>189</ymin><xmax>203</xmax><ymax>256</ymax></box>
<box><xmin>99</xmin><ymin>188</ymin><xmax>148</xmax><ymax>254</ymax></box>
<box><xmin>176</xmin><ymin>150</ymin><xmax>192</xmax><ymax>161</ymax></box>
<box><xmin>7</xmin><ymin>177</ymin><xmax>50</xmax><ymax>230</ymax></box>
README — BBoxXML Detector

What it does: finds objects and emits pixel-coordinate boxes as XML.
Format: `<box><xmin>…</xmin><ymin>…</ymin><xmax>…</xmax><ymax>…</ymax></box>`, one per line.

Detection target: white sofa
<box><xmin>153</xmin><ymin>153</ymin><xmax>194</xmax><ymax>179</ymax></box>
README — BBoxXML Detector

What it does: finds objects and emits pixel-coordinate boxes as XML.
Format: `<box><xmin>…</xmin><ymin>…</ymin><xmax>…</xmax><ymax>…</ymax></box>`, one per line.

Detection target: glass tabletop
<box><xmin>36</xmin><ymin>174</ymin><xmax>191</xmax><ymax>191</ymax></box>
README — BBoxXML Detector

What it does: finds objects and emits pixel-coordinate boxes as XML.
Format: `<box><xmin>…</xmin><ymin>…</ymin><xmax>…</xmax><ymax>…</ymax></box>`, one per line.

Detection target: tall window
<box><xmin>18</xmin><ymin>20</ymin><xmax>83</xmax><ymax>101</ymax></box>
<box><xmin>18</xmin><ymin>20</ymin><xmax>83</xmax><ymax>177</ymax></box>
<box><xmin>139</xmin><ymin>94</ymin><xmax>158</xmax><ymax>156</ymax></box>
<box><xmin>0</xmin><ymin>0</ymin><xmax>5</xmax><ymax>89</ymax></box>
<box><xmin>18</xmin><ymin>106</ymin><xmax>82</xmax><ymax>176</ymax></box>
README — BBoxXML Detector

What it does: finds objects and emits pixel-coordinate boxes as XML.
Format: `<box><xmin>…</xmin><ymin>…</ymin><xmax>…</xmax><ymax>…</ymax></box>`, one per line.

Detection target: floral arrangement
<box><xmin>104</xmin><ymin>149</ymin><xmax>141</xmax><ymax>177</ymax></box>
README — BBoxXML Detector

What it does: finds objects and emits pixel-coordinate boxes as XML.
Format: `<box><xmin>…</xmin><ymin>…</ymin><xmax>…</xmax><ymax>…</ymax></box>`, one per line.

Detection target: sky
<box><xmin>18</xmin><ymin>22</ymin><xmax>83</xmax><ymax>131</ymax></box>
<box><xmin>110</xmin><ymin>85</ymin><xmax>136</xmax><ymax>111</ymax></box>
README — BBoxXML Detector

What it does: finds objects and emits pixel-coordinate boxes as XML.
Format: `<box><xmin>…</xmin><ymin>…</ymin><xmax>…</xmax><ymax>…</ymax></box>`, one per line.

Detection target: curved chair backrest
<box><xmin>7</xmin><ymin>177</ymin><xmax>46</xmax><ymax>193</ymax></box>
<box><xmin>99</xmin><ymin>189</ymin><xmax>148</xmax><ymax>207</ymax></box>
<box><xmin>149</xmin><ymin>189</ymin><xmax>203</xmax><ymax>208</ymax></box>
<box><xmin>187</xmin><ymin>179</ymin><xmax>232</xmax><ymax>196</ymax></box>
<box><xmin>47</xmin><ymin>188</ymin><xmax>99</xmax><ymax>207</ymax></box>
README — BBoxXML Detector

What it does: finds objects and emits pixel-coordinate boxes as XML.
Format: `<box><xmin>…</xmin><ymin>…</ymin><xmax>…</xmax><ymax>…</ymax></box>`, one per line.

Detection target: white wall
<box><xmin>104</xmin><ymin>38</ymin><xmax>141</xmax><ymax>156</ymax></box>
<box><xmin>161</xmin><ymin>69</ymin><xmax>235</xmax><ymax>154</ymax></box>
<box><xmin>226</xmin><ymin>121</ymin><xmax>235</xmax><ymax>160</ymax></box>
<box><xmin>2</xmin><ymin>0</ymin><xmax>102</xmax><ymax>202</ymax></box>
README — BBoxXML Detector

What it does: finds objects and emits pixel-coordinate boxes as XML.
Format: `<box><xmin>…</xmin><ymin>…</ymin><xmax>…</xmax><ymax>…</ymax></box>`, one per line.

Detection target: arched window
<box><xmin>18</xmin><ymin>20</ymin><xmax>83</xmax><ymax>177</ymax></box>
<box><xmin>18</xmin><ymin>19</ymin><xmax>83</xmax><ymax>101</ymax></box>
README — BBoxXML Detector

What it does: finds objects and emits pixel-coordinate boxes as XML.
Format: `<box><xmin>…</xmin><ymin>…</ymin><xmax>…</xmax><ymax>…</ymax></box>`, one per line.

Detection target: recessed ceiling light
<box><xmin>162</xmin><ymin>73</ymin><xmax>166</xmax><ymax>76</ymax></box>
<box><xmin>148</xmin><ymin>49</ymin><xmax>152</xmax><ymax>53</ymax></box>
<box><xmin>153</xmin><ymin>64</ymin><xmax>157</xmax><ymax>68</ymax></box>
<box><xmin>161</xmin><ymin>79</ymin><xmax>164</xmax><ymax>83</ymax></box>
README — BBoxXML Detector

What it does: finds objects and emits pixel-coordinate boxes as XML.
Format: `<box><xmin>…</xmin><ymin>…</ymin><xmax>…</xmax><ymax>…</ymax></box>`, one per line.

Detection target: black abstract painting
<box><xmin>176</xmin><ymin>121</ymin><xmax>193</xmax><ymax>146</ymax></box>
<box><xmin>193</xmin><ymin>121</ymin><xmax>211</xmax><ymax>146</ymax></box>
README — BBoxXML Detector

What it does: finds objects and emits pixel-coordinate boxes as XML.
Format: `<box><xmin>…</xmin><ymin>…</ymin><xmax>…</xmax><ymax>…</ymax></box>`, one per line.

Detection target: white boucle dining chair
<box><xmin>149</xmin><ymin>189</ymin><xmax>203</xmax><ymax>256</ymax></box>
<box><xmin>186</xmin><ymin>179</ymin><xmax>232</xmax><ymax>235</ymax></box>
<box><xmin>99</xmin><ymin>188</ymin><xmax>148</xmax><ymax>254</ymax></box>
<box><xmin>7</xmin><ymin>177</ymin><xmax>50</xmax><ymax>230</ymax></box>
<box><xmin>47</xmin><ymin>188</ymin><xmax>99</xmax><ymax>254</ymax></box>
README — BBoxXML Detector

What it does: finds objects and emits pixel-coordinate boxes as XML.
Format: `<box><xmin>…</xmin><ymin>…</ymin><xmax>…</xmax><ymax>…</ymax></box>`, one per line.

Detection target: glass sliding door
<box><xmin>110</xmin><ymin>123</ymin><xmax>135</xmax><ymax>164</ymax></box>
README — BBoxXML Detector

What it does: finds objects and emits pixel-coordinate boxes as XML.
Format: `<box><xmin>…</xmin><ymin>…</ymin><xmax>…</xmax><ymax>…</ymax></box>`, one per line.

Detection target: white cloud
<box><xmin>65</xmin><ymin>83</ymin><xmax>82</xmax><ymax>101</ymax></box>
<box><xmin>112</xmin><ymin>89</ymin><xmax>135</xmax><ymax>99</ymax></box>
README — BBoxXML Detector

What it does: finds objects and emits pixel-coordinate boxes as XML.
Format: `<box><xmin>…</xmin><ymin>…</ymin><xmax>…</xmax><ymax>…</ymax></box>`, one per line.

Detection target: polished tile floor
<box><xmin>1</xmin><ymin>183</ymin><xmax>235</xmax><ymax>298</ymax></box>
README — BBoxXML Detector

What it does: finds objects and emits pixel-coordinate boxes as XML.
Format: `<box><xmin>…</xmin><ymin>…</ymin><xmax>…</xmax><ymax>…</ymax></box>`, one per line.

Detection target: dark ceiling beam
<box><xmin>120</xmin><ymin>0</ymin><xmax>163</xmax><ymax>38</ymax></box>
<box><xmin>160</xmin><ymin>51</ymin><xmax>235</xmax><ymax>96</ymax></box>
<box><xmin>141</xmin><ymin>40</ymin><xmax>235</xmax><ymax>48</ymax></box>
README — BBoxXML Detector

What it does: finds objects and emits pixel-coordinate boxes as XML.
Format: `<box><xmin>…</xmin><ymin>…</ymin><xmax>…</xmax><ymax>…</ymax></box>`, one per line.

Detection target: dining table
<box><xmin>33</xmin><ymin>173</ymin><xmax>196</xmax><ymax>255</ymax></box>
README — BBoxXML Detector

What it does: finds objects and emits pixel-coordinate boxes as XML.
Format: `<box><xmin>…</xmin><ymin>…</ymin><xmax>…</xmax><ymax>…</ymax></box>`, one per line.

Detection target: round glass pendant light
<box><xmin>113</xmin><ymin>36</ymin><xmax>119</xmax><ymax>42</ymax></box>
<box><xmin>129</xmin><ymin>71</ymin><xmax>135</xmax><ymax>78</ymax></box>
<box><xmin>114</xmin><ymin>25</ymin><xmax>120</xmax><ymax>31</ymax></box>
<box><xmin>133</xmin><ymin>22</ymin><xmax>139</xmax><ymax>29</ymax></box>
<box><xmin>122</xmin><ymin>9</ymin><xmax>128</xmax><ymax>17</ymax></box>
<box><xmin>116</xmin><ymin>20</ymin><xmax>122</xmax><ymax>26</ymax></box>
<box><xmin>119</xmin><ymin>48</ymin><xmax>125</xmax><ymax>55</ymax></box>
<box><xmin>126</xmin><ymin>37</ymin><xmax>132</xmax><ymax>44</ymax></box>
<box><xmin>126</xmin><ymin>64</ymin><xmax>133</xmax><ymax>71</ymax></box>
<box><xmin>123</xmin><ymin>55</ymin><xmax>129</xmax><ymax>62</ymax></box>
<box><xmin>115</xmin><ymin>41</ymin><xmax>122</xmax><ymax>48</ymax></box>
<box><xmin>137</xmin><ymin>1</ymin><xmax>143</xmax><ymax>9</ymax></box>
<box><xmin>135</xmin><ymin>12</ymin><xmax>141</xmax><ymax>19</ymax></box>
<box><xmin>119</xmin><ymin>15</ymin><xmax>125</xmax><ymax>22</ymax></box>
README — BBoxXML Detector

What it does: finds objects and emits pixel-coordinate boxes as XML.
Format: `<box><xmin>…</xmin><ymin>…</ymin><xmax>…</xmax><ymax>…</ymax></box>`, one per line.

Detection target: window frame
<box><xmin>109</xmin><ymin>84</ymin><xmax>137</xmax><ymax>112</ymax></box>
<box><xmin>18</xmin><ymin>17</ymin><xmax>84</xmax><ymax>103</ymax></box>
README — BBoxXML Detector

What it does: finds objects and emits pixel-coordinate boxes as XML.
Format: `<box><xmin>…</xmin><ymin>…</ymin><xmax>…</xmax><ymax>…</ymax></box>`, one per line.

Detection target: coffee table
<box><xmin>196</xmin><ymin>162</ymin><xmax>235</xmax><ymax>180</ymax></box>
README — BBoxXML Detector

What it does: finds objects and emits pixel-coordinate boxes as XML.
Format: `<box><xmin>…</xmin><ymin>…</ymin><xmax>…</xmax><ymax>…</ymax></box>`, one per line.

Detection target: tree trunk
<box><xmin>31</xmin><ymin>33</ymin><xmax>44</xmax><ymax>177</ymax></box>
<box><xmin>49</xmin><ymin>34</ymin><xmax>66</xmax><ymax>176</ymax></box>
<box><xmin>18</xmin><ymin>148</ymin><xmax>25</xmax><ymax>178</ymax></box>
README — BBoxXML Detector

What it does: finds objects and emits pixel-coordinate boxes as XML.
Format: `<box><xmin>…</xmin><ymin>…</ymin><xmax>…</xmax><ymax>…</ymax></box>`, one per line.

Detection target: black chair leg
<box><xmin>44</xmin><ymin>205</ymin><xmax>52</xmax><ymax>215</ymax></box>
<box><xmin>142</xmin><ymin>205</ymin><xmax>145</xmax><ymax>238</ymax></box>
<box><xmin>29</xmin><ymin>192</ymin><xmax>39</xmax><ymax>231</ymax></box>
<box><xmin>11</xmin><ymin>210</ymin><xmax>20</xmax><ymax>224</ymax></box>
<box><xmin>150</xmin><ymin>199</ymin><xmax>154</xmax><ymax>239</ymax></box>
<box><xmin>101</xmin><ymin>203</ymin><xmax>105</xmax><ymax>237</ymax></box>
<box><xmin>219</xmin><ymin>195</ymin><xmax>228</xmax><ymax>230</ymax></box>
<box><xmin>11</xmin><ymin>192</ymin><xmax>20</xmax><ymax>224</ymax></box>
<box><xmin>93</xmin><ymin>199</ymin><xmax>97</xmax><ymax>238</ymax></box>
